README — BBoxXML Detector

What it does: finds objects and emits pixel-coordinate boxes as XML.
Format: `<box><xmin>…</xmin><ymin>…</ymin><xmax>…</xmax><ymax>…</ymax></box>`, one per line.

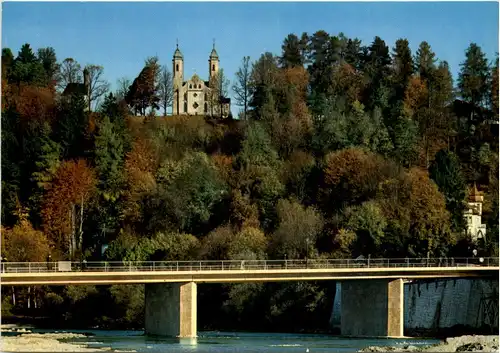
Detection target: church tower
<box><xmin>172</xmin><ymin>41</ymin><xmax>184</xmax><ymax>115</ymax></box>
<box><xmin>208</xmin><ymin>40</ymin><xmax>219</xmax><ymax>81</ymax></box>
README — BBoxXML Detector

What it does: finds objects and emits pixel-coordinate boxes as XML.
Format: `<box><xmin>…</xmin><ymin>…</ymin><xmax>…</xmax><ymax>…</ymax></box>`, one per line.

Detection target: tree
<box><xmin>280</xmin><ymin>34</ymin><xmax>305</xmax><ymax>68</ymax></box>
<box><xmin>1</xmin><ymin>219</ymin><xmax>52</xmax><ymax>262</ymax></box>
<box><xmin>341</xmin><ymin>200</ymin><xmax>387</xmax><ymax>256</ymax></box>
<box><xmin>126</xmin><ymin>57</ymin><xmax>161</xmax><ymax>115</ymax></box>
<box><xmin>249</xmin><ymin>52</ymin><xmax>280</xmax><ymax>118</ymax></box>
<box><xmin>391</xmin><ymin>38</ymin><xmax>414</xmax><ymax>105</ymax></box>
<box><xmin>42</xmin><ymin>159</ymin><xmax>96</xmax><ymax>259</ymax></box>
<box><xmin>232</xmin><ymin>56</ymin><xmax>251</xmax><ymax>120</ymax></box>
<box><xmin>429</xmin><ymin>149</ymin><xmax>467</xmax><ymax>232</ymax></box>
<box><xmin>490</xmin><ymin>55</ymin><xmax>499</xmax><ymax>121</ymax></box>
<box><xmin>208</xmin><ymin>69</ymin><xmax>230</xmax><ymax>118</ymax></box>
<box><xmin>414</xmin><ymin>41</ymin><xmax>436</xmax><ymax>83</ymax></box>
<box><xmin>58</xmin><ymin>58</ymin><xmax>82</xmax><ymax>91</ymax></box>
<box><xmin>458</xmin><ymin>43</ymin><xmax>490</xmax><ymax>112</ymax></box>
<box><xmin>94</xmin><ymin>115</ymin><xmax>125</xmax><ymax>199</ymax></box>
<box><xmin>37</xmin><ymin>47</ymin><xmax>59</xmax><ymax>87</ymax></box>
<box><xmin>158</xmin><ymin>65</ymin><xmax>173</xmax><ymax>116</ymax></box>
<box><xmin>54</xmin><ymin>92</ymin><xmax>88</xmax><ymax>159</ymax></box>
<box><xmin>377</xmin><ymin>168</ymin><xmax>453</xmax><ymax>257</ymax></box>
<box><xmin>85</xmin><ymin>64</ymin><xmax>110</xmax><ymax>111</ymax></box>
<box><xmin>116</xmin><ymin>77</ymin><xmax>131</xmax><ymax>101</ymax></box>
<box><xmin>143</xmin><ymin>152</ymin><xmax>228</xmax><ymax>234</ymax></box>
<box><xmin>10</xmin><ymin>43</ymin><xmax>45</xmax><ymax>86</ymax></box>
<box><xmin>270</xmin><ymin>198</ymin><xmax>323</xmax><ymax>260</ymax></box>
<box><xmin>364</xmin><ymin>36</ymin><xmax>391</xmax><ymax>110</ymax></box>
<box><xmin>322</xmin><ymin>147</ymin><xmax>399</xmax><ymax>210</ymax></box>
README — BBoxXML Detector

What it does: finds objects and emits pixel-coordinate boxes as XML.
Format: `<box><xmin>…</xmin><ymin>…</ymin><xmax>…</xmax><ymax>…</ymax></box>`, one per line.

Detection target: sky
<box><xmin>2</xmin><ymin>1</ymin><xmax>499</xmax><ymax>115</ymax></box>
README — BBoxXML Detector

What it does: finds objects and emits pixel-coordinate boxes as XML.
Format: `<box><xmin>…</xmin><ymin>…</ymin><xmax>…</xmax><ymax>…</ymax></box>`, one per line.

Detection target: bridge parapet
<box><xmin>1</xmin><ymin>257</ymin><xmax>498</xmax><ymax>274</ymax></box>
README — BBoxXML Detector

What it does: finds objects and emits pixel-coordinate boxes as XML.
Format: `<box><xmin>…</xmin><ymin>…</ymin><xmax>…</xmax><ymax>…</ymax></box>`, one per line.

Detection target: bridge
<box><xmin>1</xmin><ymin>258</ymin><xmax>498</xmax><ymax>339</ymax></box>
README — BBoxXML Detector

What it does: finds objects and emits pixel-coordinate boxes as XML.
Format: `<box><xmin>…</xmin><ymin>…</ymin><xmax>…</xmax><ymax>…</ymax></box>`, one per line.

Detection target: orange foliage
<box><xmin>42</xmin><ymin>159</ymin><xmax>96</xmax><ymax>249</ymax></box>
<box><xmin>324</xmin><ymin>148</ymin><xmax>399</xmax><ymax>203</ymax></box>
<box><xmin>12</xmin><ymin>84</ymin><xmax>56</xmax><ymax>125</ymax></box>
<box><xmin>229</xmin><ymin>190</ymin><xmax>260</xmax><ymax>231</ymax></box>
<box><xmin>122</xmin><ymin>138</ymin><xmax>158</xmax><ymax>222</ymax></box>
<box><xmin>1</xmin><ymin>221</ymin><xmax>52</xmax><ymax>262</ymax></box>
<box><xmin>404</xmin><ymin>76</ymin><xmax>428</xmax><ymax>116</ymax></box>
<box><xmin>211</xmin><ymin>153</ymin><xmax>233</xmax><ymax>184</ymax></box>
<box><xmin>330</xmin><ymin>63</ymin><xmax>365</xmax><ymax>104</ymax></box>
<box><xmin>281</xmin><ymin>66</ymin><xmax>309</xmax><ymax>99</ymax></box>
<box><xmin>378</xmin><ymin>167</ymin><xmax>452</xmax><ymax>249</ymax></box>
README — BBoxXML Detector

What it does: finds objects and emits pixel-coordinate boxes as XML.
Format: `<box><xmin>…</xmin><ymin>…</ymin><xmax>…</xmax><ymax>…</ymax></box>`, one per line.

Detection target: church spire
<box><xmin>173</xmin><ymin>39</ymin><xmax>183</xmax><ymax>60</ymax></box>
<box><xmin>210</xmin><ymin>39</ymin><xmax>219</xmax><ymax>60</ymax></box>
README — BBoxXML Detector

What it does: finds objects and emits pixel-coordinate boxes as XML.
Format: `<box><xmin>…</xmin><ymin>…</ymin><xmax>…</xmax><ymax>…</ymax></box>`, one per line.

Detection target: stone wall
<box><xmin>405</xmin><ymin>278</ymin><xmax>498</xmax><ymax>334</ymax></box>
<box><xmin>330</xmin><ymin>279</ymin><xmax>498</xmax><ymax>335</ymax></box>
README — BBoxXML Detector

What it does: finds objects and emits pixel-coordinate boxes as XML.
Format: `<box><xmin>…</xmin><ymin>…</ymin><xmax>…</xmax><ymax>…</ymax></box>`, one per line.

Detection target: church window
<box><xmin>193</xmin><ymin>93</ymin><xmax>198</xmax><ymax>98</ymax></box>
<box><xmin>184</xmin><ymin>102</ymin><xmax>187</xmax><ymax>113</ymax></box>
<box><xmin>199</xmin><ymin>84</ymin><xmax>201</xmax><ymax>89</ymax></box>
<box><xmin>176</xmin><ymin>64</ymin><xmax>179</xmax><ymax>72</ymax></box>
<box><xmin>204</xmin><ymin>102</ymin><xmax>208</xmax><ymax>113</ymax></box>
<box><xmin>189</xmin><ymin>84</ymin><xmax>192</xmax><ymax>89</ymax></box>
<box><xmin>193</xmin><ymin>102</ymin><xmax>199</xmax><ymax>109</ymax></box>
<box><xmin>212</xmin><ymin>64</ymin><xmax>215</xmax><ymax>71</ymax></box>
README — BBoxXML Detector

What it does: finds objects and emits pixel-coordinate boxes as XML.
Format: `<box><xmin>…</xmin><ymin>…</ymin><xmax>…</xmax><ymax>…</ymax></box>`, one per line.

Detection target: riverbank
<box><xmin>1</xmin><ymin>325</ymin><xmax>111</xmax><ymax>352</ymax></box>
<box><xmin>359</xmin><ymin>335</ymin><xmax>499</xmax><ymax>352</ymax></box>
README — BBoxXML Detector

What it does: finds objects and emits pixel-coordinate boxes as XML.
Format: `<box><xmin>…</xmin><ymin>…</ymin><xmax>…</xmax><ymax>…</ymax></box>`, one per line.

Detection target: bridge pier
<box><xmin>145</xmin><ymin>282</ymin><xmax>197</xmax><ymax>338</ymax></box>
<box><xmin>341</xmin><ymin>279</ymin><xmax>404</xmax><ymax>337</ymax></box>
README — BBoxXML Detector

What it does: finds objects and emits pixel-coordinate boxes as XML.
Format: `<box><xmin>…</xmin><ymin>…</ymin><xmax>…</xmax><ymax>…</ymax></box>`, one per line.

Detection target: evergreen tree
<box><xmin>414</xmin><ymin>41</ymin><xmax>437</xmax><ymax>83</ymax></box>
<box><xmin>280</xmin><ymin>34</ymin><xmax>304</xmax><ymax>68</ymax></box>
<box><xmin>391</xmin><ymin>38</ymin><xmax>414</xmax><ymax>104</ymax></box>
<box><xmin>429</xmin><ymin>149</ymin><xmax>467</xmax><ymax>231</ymax></box>
<box><xmin>458</xmin><ymin>43</ymin><xmax>491</xmax><ymax>125</ymax></box>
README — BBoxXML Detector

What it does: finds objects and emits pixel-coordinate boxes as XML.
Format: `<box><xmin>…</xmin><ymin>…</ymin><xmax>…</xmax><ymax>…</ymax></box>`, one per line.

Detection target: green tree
<box><xmin>37</xmin><ymin>47</ymin><xmax>59</xmax><ymax>87</ymax></box>
<box><xmin>429</xmin><ymin>149</ymin><xmax>467</xmax><ymax>232</ymax></box>
<box><xmin>270</xmin><ymin>198</ymin><xmax>323</xmax><ymax>260</ymax></box>
<box><xmin>280</xmin><ymin>34</ymin><xmax>305</xmax><ymax>68</ymax></box>
<box><xmin>390</xmin><ymin>38</ymin><xmax>414</xmax><ymax>111</ymax></box>
<box><xmin>341</xmin><ymin>200</ymin><xmax>387</xmax><ymax>257</ymax></box>
<box><xmin>10</xmin><ymin>43</ymin><xmax>45</xmax><ymax>86</ymax></box>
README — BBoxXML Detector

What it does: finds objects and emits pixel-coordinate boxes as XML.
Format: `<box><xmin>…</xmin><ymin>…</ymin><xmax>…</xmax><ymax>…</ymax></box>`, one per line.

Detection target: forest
<box><xmin>1</xmin><ymin>30</ymin><xmax>498</xmax><ymax>332</ymax></box>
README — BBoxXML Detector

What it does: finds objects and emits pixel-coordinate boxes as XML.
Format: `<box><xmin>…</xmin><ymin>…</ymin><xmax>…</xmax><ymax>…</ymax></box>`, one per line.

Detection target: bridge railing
<box><xmin>0</xmin><ymin>257</ymin><xmax>498</xmax><ymax>274</ymax></box>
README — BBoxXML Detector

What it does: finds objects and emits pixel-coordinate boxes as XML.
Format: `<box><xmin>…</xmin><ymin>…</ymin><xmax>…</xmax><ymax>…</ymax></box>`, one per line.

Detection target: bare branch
<box><xmin>158</xmin><ymin>65</ymin><xmax>173</xmax><ymax>116</ymax></box>
<box><xmin>232</xmin><ymin>56</ymin><xmax>251</xmax><ymax>120</ymax></box>
<box><xmin>85</xmin><ymin>64</ymin><xmax>110</xmax><ymax>111</ymax></box>
<box><xmin>58</xmin><ymin>58</ymin><xmax>81</xmax><ymax>92</ymax></box>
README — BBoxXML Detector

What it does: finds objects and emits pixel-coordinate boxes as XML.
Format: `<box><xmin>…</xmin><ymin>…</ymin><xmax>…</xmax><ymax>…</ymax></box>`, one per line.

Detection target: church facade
<box><xmin>172</xmin><ymin>43</ymin><xmax>231</xmax><ymax>118</ymax></box>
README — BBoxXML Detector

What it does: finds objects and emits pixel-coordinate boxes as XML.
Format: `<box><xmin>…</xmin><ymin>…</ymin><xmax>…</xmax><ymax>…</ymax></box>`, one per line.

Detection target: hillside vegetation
<box><xmin>1</xmin><ymin>31</ymin><xmax>498</xmax><ymax>332</ymax></box>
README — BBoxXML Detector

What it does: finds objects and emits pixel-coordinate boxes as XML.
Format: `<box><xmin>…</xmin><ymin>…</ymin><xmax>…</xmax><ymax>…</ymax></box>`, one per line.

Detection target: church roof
<box><xmin>210</xmin><ymin>47</ymin><xmax>219</xmax><ymax>59</ymax></box>
<box><xmin>62</xmin><ymin>82</ymin><xmax>87</xmax><ymax>96</ymax></box>
<box><xmin>469</xmin><ymin>182</ymin><xmax>484</xmax><ymax>202</ymax></box>
<box><xmin>173</xmin><ymin>46</ymin><xmax>183</xmax><ymax>60</ymax></box>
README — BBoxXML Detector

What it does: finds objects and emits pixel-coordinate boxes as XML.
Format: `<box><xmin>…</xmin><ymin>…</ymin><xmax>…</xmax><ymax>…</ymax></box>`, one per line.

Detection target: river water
<box><xmin>41</xmin><ymin>329</ymin><xmax>441</xmax><ymax>352</ymax></box>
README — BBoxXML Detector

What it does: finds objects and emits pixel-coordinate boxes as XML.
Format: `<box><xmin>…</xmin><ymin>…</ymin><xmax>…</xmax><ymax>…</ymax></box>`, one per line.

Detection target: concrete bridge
<box><xmin>1</xmin><ymin>258</ymin><xmax>498</xmax><ymax>339</ymax></box>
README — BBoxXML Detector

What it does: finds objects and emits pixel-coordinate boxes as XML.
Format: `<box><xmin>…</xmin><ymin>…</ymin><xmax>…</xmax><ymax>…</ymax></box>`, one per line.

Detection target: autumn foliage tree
<box><xmin>42</xmin><ymin>159</ymin><xmax>96</xmax><ymax>259</ymax></box>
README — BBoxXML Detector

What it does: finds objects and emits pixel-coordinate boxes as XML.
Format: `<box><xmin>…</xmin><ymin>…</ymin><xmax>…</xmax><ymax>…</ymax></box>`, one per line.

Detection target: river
<box><xmin>22</xmin><ymin>329</ymin><xmax>441</xmax><ymax>352</ymax></box>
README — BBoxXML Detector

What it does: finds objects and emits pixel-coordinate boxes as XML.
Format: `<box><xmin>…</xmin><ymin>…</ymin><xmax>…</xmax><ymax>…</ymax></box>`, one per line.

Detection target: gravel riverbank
<box><xmin>1</xmin><ymin>325</ymin><xmax>112</xmax><ymax>352</ymax></box>
<box><xmin>359</xmin><ymin>335</ymin><xmax>499</xmax><ymax>352</ymax></box>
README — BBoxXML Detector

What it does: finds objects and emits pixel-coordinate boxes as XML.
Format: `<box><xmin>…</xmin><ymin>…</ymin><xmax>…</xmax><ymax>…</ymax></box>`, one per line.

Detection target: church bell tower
<box><xmin>208</xmin><ymin>39</ymin><xmax>219</xmax><ymax>81</ymax></box>
<box><xmin>172</xmin><ymin>41</ymin><xmax>184</xmax><ymax>115</ymax></box>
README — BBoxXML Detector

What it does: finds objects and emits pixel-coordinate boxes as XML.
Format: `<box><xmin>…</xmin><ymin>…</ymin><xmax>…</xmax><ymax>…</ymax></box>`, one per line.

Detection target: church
<box><xmin>172</xmin><ymin>42</ymin><xmax>231</xmax><ymax>118</ymax></box>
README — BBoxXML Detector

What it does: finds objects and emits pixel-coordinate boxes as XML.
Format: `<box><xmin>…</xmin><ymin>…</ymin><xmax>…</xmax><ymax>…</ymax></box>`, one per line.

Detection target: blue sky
<box><xmin>2</xmin><ymin>2</ymin><xmax>499</xmax><ymax>114</ymax></box>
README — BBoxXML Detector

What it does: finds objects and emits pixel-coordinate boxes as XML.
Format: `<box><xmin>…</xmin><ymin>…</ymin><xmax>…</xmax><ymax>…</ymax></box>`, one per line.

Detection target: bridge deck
<box><xmin>1</xmin><ymin>258</ymin><xmax>498</xmax><ymax>285</ymax></box>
